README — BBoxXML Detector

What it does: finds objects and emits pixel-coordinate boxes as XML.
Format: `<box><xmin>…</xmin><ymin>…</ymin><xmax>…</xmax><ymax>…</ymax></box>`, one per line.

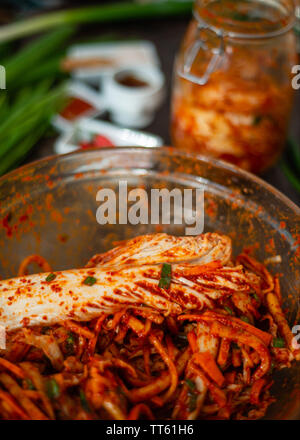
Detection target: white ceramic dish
<box><xmin>66</xmin><ymin>41</ymin><xmax>161</xmax><ymax>84</ymax></box>
<box><xmin>52</xmin><ymin>81</ymin><xmax>105</xmax><ymax>132</ymax></box>
<box><xmin>54</xmin><ymin>117</ymin><xmax>164</xmax><ymax>154</ymax></box>
<box><xmin>101</xmin><ymin>66</ymin><xmax>165</xmax><ymax>128</ymax></box>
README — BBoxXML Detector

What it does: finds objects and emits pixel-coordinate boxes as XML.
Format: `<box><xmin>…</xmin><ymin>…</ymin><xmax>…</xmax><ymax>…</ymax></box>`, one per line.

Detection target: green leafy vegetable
<box><xmin>66</xmin><ymin>332</ymin><xmax>75</xmax><ymax>345</ymax></box>
<box><xmin>83</xmin><ymin>276</ymin><xmax>97</xmax><ymax>286</ymax></box>
<box><xmin>240</xmin><ymin>316</ymin><xmax>250</xmax><ymax>323</ymax></box>
<box><xmin>5</xmin><ymin>27</ymin><xmax>75</xmax><ymax>86</ymax></box>
<box><xmin>224</xmin><ymin>306</ymin><xmax>234</xmax><ymax>316</ymax></box>
<box><xmin>158</xmin><ymin>263</ymin><xmax>172</xmax><ymax>289</ymax></box>
<box><xmin>273</xmin><ymin>338</ymin><xmax>285</xmax><ymax>348</ymax></box>
<box><xmin>0</xmin><ymin>1</ymin><xmax>193</xmax><ymax>44</ymax></box>
<box><xmin>65</xmin><ymin>332</ymin><xmax>75</xmax><ymax>355</ymax></box>
<box><xmin>188</xmin><ymin>390</ymin><xmax>197</xmax><ymax>412</ymax></box>
<box><xmin>45</xmin><ymin>273</ymin><xmax>56</xmax><ymax>282</ymax></box>
<box><xmin>253</xmin><ymin>115</ymin><xmax>262</xmax><ymax>126</ymax></box>
<box><xmin>252</xmin><ymin>293</ymin><xmax>260</xmax><ymax>302</ymax></box>
<box><xmin>269</xmin><ymin>361</ymin><xmax>275</xmax><ymax>373</ymax></box>
<box><xmin>185</xmin><ymin>379</ymin><xmax>196</xmax><ymax>390</ymax></box>
<box><xmin>25</xmin><ymin>379</ymin><xmax>35</xmax><ymax>390</ymax></box>
<box><xmin>46</xmin><ymin>379</ymin><xmax>60</xmax><ymax>399</ymax></box>
<box><xmin>79</xmin><ymin>389</ymin><xmax>91</xmax><ymax>413</ymax></box>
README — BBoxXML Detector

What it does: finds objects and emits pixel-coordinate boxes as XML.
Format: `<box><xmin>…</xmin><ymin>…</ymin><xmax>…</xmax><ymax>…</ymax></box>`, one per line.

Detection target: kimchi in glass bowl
<box><xmin>0</xmin><ymin>147</ymin><xmax>299</xmax><ymax>419</ymax></box>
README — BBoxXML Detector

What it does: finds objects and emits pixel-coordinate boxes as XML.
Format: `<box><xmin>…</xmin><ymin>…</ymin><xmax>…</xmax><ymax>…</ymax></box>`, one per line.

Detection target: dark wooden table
<box><xmin>28</xmin><ymin>15</ymin><xmax>300</xmax><ymax>207</ymax></box>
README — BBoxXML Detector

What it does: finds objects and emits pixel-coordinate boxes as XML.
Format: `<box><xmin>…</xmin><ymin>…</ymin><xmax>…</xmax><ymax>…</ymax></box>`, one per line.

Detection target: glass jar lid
<box><xmin>195</xmin><ymin>0</ymin><xmax>296</xmax><ymax>39</ymax></box>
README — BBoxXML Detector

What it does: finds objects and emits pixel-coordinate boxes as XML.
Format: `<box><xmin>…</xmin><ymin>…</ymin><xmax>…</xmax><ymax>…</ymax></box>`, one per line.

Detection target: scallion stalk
<box><xmin>0</xmin><ymin>120</ymin><xmax>49</xmax><ymax>175</ymax></box>
<box><xmin>280</xmin><ymin>159</ymin><xmax>300</xmax><ymax>193</ymax></box>
<box><xmin>0</xmin><ymin>1</ymin><xmax>193</xmax><ymax>43</ymax></box>
<box><xmin>5</xmin><ymin>27</ymin><xmax>75</xmax><ymax>84</ymax></box>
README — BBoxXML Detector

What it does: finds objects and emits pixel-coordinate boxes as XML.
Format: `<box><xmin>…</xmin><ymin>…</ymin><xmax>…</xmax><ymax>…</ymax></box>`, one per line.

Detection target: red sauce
<box><xmin>60</xmin><ymin>97</ymin><xmax>94</xmax><ymax>121</ymax></box>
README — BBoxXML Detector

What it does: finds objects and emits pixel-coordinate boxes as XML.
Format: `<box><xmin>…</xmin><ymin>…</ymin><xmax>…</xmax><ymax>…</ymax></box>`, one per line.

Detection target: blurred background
<box><xmin>0</xmin><ymin>0</ymin><xmax>299</xmax><ymax>206</ymax></box>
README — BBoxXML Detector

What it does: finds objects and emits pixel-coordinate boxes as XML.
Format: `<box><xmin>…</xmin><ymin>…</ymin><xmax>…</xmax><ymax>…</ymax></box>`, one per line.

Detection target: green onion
<box><xmin>66</xmin><ymin>332</ymin><xmax>75</xmax><ymax>346</ymax></box>
<box><xmin>5</xmin><ymin>27</ymin><xmax>75</xmax><ymax>85</ymax></box>
<box><xmin>224</xmin><ymin>306</ymin><xmax>234</xmax><ymax>316</ymax></box>
<box><xmin>158</xmin><ymin>263</ymin><xmax>172</xmax><ymax>289</ymax></box>
<box><xmin>0</xmin><ymin>119</ymin><xmax>49</xmax><ymax>175</ymax></box>
<box><xmin>0</xmin><ymin>83</ymin><xmax>66</xmax><ymax>175</ymax></box>
<box><xmin>79</xmin><ymin>389</ymin><xmax>91</xmax><ymax>413</ymax></box>
<box><xmin>25</xmin><ymin>379</ymin><xmax>35</xmax><ymax>390</ymax></box>
<box><xmin>252</xmin><ymin>293</ymin><xmax>260</xmax><ymax>302</ymax></box>
<box><xmin>0</xmin><ymin>1</ymin><xmax>193</xmax><ymax>44</ymax></box>
<box><xmin>269</xmin><ymin>361</ymin><xmax>275</xmax><ymax>373</ymax></box>
<box><xmin>46</xmin><ymin>379</ymin><xmax>60</xmax><ymax>399</ymax></box>
<box><xmin>273</xmin><ymin>337</ymin><xmax>285</xmax><ymax>348</ymax></box>
<box><xmin>185</xmin><ymin>379</ymin><xmax>196</xmax><ymax>391</ymax></box>
<box><xmin>287</xmin><ymin>138</ymin><xmax>300</xmax><ymax>174</ymax></box>
<box><xmin>83</xmin><ymin>276</ymin><xmax>97</xmax><ymax>286</ymax></box>
<box><xmin>253</xmin><ymin>115</ymin><xmax>262</xmax><ymax>126</ymax></box>
<box><xmin>66</xmin><ymin>331</ymin><xmax>75</xmax><ymax>353</ymax></box>
<box><xmin>240</xmin><ymin>316</ymin><xmax>250</xmax><ymax>323</ymax></box>
<box><xmin>188</xmin><ymin>390</ymin><xmax>197</xmax><ymax>412</ymax></box>
<box><xmin>45</xmin><ymin>273</ymin><xmax>56</xmax><ymax>283</ymax></box>
<box><xmin>280</xmin><ymin>159</ymin><xmax>300</xmax><ymax>193</ymax></box>
<box><xmin>280</xmin><ymin>139</ymin><xmax>300</xmax><ymax>193</ymax></box>
<box><xmin>10</xmin><ymin>54</ymin><xmax>67</xmax><ymax>89</ymax></box>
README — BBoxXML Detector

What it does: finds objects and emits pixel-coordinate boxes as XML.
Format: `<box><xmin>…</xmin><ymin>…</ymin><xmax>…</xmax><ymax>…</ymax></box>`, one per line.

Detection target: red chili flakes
<box><xmin>21</xmin><ymin>317</ymin><xmax>30</xmax><ymax>326</ymax></box>
<box><xmin>57</xmin><ymin>233</ymin><xmax>69</xmax><ymax>243</ymax></box>
<box><xmin>2</xmin><ymin>213</ymin><xmax>13</xmax><ymax>238</ymax></box>
<box><xmin>19</xmin><ymin>214</ymin><xmax>29</xmax><ymax>223</ymax></box>
<box><xmin>50</xmin><ymin>284</ymin><xmax>62</xmax><ymax>293</ymax></box>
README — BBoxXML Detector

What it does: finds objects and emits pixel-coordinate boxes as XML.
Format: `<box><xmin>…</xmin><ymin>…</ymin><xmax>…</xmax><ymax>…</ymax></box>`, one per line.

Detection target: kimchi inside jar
<box><xmin>171</xmin><ymin>0</ymin><xmax>297</xmax><ymax>173</ymax></box>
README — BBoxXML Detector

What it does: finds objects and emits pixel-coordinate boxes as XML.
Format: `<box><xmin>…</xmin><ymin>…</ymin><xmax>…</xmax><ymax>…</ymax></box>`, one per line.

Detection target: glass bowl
<box><xmin>0</xmin><ymin>147</ymin><xmax>299</xmax><ymax>419</ymax></box>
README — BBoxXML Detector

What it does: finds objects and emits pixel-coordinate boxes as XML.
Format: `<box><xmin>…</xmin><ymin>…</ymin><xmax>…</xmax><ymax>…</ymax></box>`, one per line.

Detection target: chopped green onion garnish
<box><xmin>185</xmin><ymin>379</ymin><xmax>196</xmax><ymax>390</ymax></box>
<box><xmin>25</xmin><ymin>379</ymin><xmax>35</xmax><ymax>390</ymax></box>
<box><xmin>253</xmin><ymin>293</ymin><xmax>259</xmax><ymax>302</ymax></box>
<box><xmin>188</xmin><ymin>390</ymin><xmax>197</xmax><ymax>412</ymax></box>
<box><xmin>45</xmin><ymin>273</ymin><xmax>56</xmax><ymax>282</ymax></box>
<box><xmin>46</xmin><ymin>379</ymin><xmax>60</xmax><ymax>399</ymax></box>
<box><xmin>66</xmin><ymin>331</ymin><xmax>75</xmax><ymax>354</ymax></box>
<box><xmin>253</xmin><ymin>115</ymin><xmax>262</xmax><ymax>126</ymax></box>
<box><xmin>66</xmin><ymin>332</ymin><xmax>75</xmax><ymax>345</ymax></box>
<box><xmin>224</xmin><ymin>306</ymin><xmax>234</xmax><ymax>316</ymax></box>
<box><xmin>83</xmin><ymin>276</ymin><xmax>97</xmax><ymax>286</ymax></box>
<box><xmin>273</xmin><ymin>338</ymin><xmax>285</xmax><ymax>348</ymax></box>
<box><xmin>158</xmin><ymin>263</ymin><xmax>172</xmax><ymax>289</ymax></box>
<box><xmin>240</xmin><ymin>316</ymin><xmax>250</xmax><ymax>323</ymax></box>
<box><xmin>79</xmin><ymin>389</ymin><xmax>91</xmax><ymax>413</ymax></box>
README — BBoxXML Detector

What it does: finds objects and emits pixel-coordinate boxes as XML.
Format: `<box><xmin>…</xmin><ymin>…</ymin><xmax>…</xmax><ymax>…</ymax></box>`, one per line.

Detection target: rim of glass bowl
<box><xmin>0</xmin><ymin>146</ymin><xmax>299</xmax><ymax>216</ymax></box>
